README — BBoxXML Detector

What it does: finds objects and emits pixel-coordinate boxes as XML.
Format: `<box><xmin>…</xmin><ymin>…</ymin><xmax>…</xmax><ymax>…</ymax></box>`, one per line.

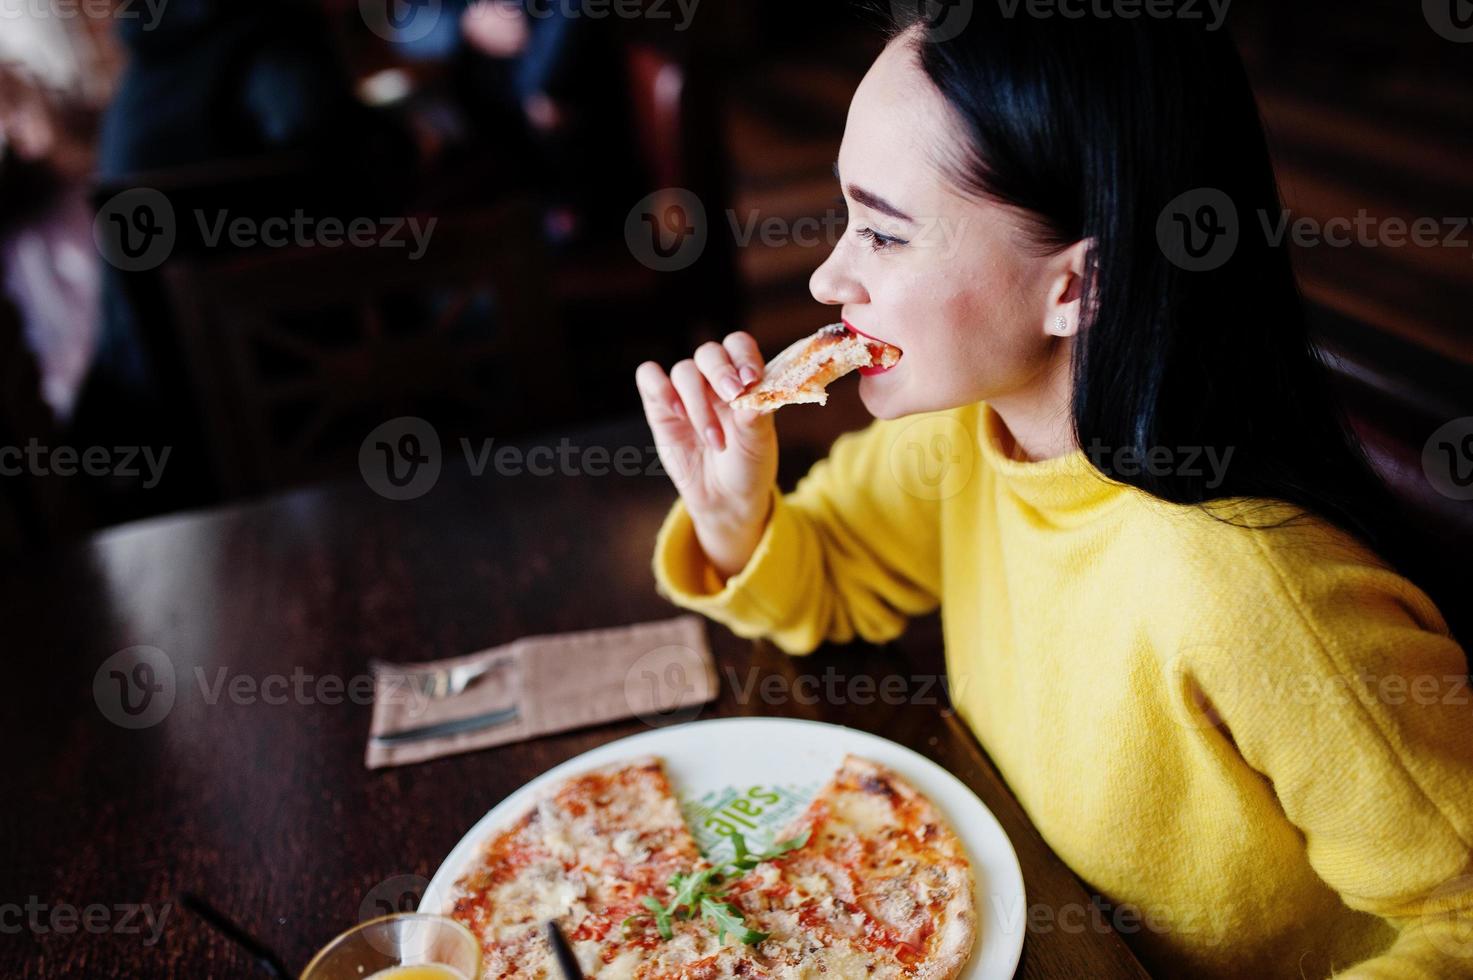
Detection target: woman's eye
<box><xmin>857</xmin><ymin>227</ymin><xmax>908</xmax><ymax>251</ymax></box>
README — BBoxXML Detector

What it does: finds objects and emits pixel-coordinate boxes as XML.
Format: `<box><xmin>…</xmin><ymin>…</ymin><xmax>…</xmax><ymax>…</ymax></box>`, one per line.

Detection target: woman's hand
<box><xmin>636</xmin><ymin>333</ymin><xmax>778</xmax><ymax>580</ymax></box>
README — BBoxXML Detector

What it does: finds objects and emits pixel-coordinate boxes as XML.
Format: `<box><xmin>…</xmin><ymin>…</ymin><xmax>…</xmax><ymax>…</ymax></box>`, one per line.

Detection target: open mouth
<box><xmin>845</xmin><ymin>320</ymin><xmax>902</xmax><ymax>375</ymax></box>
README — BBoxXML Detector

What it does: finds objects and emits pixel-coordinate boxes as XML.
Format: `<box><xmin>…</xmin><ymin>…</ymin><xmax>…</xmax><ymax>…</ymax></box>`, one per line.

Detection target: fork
<box><xmin>380</xmin><ymin>656</ymin><xmax>504</xmax><ymax>701</ymax></box>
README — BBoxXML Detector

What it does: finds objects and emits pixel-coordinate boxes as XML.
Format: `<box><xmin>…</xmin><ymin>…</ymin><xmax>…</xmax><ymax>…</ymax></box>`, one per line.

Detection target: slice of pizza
<box><xmin>730</xmin><ymin>323</ymin><xmax>902</xmax><ymax>414</ymax></box>
<box><xmin>450</xmin><ymin>756</ymin><xmax>704</xmax><ymax>978</ymax></box>
<box><xmin>718</xmin><ymin>755</ymin><xmax>977</xmax><ymax>980</ymax></box>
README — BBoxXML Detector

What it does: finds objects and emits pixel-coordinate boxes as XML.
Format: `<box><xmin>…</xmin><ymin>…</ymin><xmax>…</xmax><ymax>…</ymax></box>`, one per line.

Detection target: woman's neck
<box><xmin>988</xmin><ymin>342</ymin><xmax>1078</xmax><ymax>462</ymax></box>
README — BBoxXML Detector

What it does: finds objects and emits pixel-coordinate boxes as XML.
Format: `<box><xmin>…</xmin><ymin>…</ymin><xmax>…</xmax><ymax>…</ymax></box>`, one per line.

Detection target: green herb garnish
<box><xmin>641</xmin><ymin>894</ymin><xmax>673</xmax><ymax>940</ymax></box>
<box><xmin>700</xmin><ymin>897</ymin><xmax>769</xmax><ymax>945</ymax></box>
<box><xmin>626</xmin><ymin>831</ymin><xmax>808</xmax><ymax>947</ymax></box>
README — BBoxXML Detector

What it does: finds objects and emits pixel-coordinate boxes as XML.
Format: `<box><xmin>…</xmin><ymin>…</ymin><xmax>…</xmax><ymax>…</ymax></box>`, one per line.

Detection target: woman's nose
<box><xmin>809</xmin><ymin>242</ymin><xmax>867</xmax><ymax>307</ymax></box>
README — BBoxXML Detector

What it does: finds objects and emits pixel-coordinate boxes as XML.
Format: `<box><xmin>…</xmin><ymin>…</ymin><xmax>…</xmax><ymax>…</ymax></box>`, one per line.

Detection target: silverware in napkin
<box><xmin>368</xmin><ymin>705</ymin><xmax>520</xmax><ymax>746</ymax></box>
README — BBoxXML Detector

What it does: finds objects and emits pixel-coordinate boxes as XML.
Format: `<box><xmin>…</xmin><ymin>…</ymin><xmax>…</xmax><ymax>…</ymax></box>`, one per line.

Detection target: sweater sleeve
<box><xmin>650</xmin><ymin>412</ymin><xmax>950</xmax><ymax>654</ymax></box>
<box><xmin>1189</xmin><ymin>538</ymin><xmax>1473</xmax><ymax>979</ymax></box>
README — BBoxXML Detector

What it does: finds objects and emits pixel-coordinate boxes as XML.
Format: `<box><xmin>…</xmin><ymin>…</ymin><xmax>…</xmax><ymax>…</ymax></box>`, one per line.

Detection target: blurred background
<box><xmin>0</xmin><ymin>0</ymin><xmax>1469</xmax><ymax>558</ymax></box>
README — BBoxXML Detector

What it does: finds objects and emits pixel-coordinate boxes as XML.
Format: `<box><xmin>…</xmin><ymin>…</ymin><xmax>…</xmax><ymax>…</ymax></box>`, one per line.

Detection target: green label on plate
<box><xmin>681</xmin><ymin>783</ymin><xmax>821</xmax><ymax>859</ymax></box>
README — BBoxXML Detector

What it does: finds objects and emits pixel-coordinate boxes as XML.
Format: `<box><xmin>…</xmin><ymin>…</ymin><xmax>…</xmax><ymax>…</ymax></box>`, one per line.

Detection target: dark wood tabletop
<box><xmin>1</xmin><ymin>417</ymin><xmax>1150</xmax><ymax>980</ymax></box>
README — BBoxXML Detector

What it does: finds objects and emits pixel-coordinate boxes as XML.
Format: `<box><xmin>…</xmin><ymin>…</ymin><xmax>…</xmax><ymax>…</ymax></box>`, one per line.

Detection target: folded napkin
<box><xmin>365</xmin><ymin>615</ymin><xmax>716</xmax><ymax>769</ymax></box>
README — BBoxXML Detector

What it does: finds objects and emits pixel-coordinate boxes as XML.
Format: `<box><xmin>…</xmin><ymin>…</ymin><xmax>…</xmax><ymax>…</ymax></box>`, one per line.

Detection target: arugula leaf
<box><xmin>730</xmin><ymin>832</ymin><xmax>753</xmax><ymax>868</ymax></box>
<box><xmin>667</xmin><ymin>867</ymin><xmax>723</xmax><ymax>918</ymax></box>
<box><xmin>729</xmin><ymin>830</ymin><xmax>811</xmax><ymax>870</ymax></box>
<box><xmin>700</xmin><ymin>897</ymin><xmax>768</xmax><ymax>945</ymax></box>
<box><xmin>642</xmin><ymin>895</ymin><xmax>673</xmax><ymax>940</ymax></box>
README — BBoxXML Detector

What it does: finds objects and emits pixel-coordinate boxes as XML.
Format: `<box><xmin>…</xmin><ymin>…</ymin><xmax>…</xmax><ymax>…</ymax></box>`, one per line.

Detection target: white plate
<box><xmin>422</xmin><ymin>717</ymin><xmax>1026</xmax><ymax>979</ymax></box>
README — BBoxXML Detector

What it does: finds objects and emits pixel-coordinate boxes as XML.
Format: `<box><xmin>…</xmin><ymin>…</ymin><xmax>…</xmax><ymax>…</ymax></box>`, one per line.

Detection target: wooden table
<box><xmin>0</xmin><ymin>418</ymin><xmax>1150</xmax><ymax>979</ymax></box>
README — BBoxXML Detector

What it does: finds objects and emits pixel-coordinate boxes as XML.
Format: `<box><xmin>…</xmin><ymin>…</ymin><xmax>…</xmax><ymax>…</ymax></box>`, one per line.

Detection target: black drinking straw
<box><xmin>543</xmin><ymin>920</ymin><xmax>584</xmax><ymax>980</ymax></box>
<box><xmin>179</xmin><ymin>892</ymin><xmax>292</xmax><ymax>978</ymax></box>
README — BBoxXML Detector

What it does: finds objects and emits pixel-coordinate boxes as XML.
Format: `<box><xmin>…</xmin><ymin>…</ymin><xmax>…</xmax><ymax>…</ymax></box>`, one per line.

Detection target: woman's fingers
<box><xmin>670</xmin><ymin>358</ymin><xmax>726</xmax><ymax>452</ymax></box>
<box><xmin>722</xmin><ymin>332</ymin><xmax>765</xmax><ymax>386</ymax></box>
<box><xmin>636</xmin><ymin>361</ymin><xmax>703</xmax><ymax>489</ymax></box>
<box><xmin>635</xmin><ymin>361</ymin><xmax>689</xmax><ymax>430</ymax></box>
<box><xmin>694</xmin><ymin>341</ymin><xmax>745</xmax><ymax>404</ymax></box>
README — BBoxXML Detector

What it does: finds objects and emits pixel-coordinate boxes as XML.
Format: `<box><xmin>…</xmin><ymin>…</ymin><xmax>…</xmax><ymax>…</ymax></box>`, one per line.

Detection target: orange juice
<box><xmin>365</xmin><ymin>967</ymin><xmax>469</xmax><ymax>980</ymax></box>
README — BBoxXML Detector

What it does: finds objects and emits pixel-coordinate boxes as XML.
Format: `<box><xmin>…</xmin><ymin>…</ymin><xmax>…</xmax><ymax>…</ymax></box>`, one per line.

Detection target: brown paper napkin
<box><xmin>365</xmin><ymin>615</ymin><xmax>716</xmax><ymax>769</ymax></box>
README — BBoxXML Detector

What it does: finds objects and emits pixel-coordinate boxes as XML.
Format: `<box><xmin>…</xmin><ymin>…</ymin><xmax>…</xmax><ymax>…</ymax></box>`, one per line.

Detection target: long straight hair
<box><xmin>879</xmin><ymin>5</ymin><xmax>1462</xmax><ymax>637</ymax></box>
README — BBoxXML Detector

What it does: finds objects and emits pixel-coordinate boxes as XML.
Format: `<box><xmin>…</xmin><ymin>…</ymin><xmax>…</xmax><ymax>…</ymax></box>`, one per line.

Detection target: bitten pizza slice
<box><xmin>730</xmin><ymin>323</ymin><xmax>902</xmax><ymax>414</ymax></box>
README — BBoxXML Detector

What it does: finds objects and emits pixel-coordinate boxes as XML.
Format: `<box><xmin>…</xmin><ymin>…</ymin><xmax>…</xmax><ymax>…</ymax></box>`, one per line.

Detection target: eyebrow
<box><xmin>833</xmin><ymin>161</ymin><xmax>915</xmax><ymax>224</ymax></box>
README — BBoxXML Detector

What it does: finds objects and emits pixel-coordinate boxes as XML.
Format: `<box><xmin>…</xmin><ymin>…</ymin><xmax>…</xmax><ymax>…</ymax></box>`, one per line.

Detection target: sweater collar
<box><xmin>976</xmin><ymin>402</ymin><xmax>1131</xmax><ymax>521</ymax></box>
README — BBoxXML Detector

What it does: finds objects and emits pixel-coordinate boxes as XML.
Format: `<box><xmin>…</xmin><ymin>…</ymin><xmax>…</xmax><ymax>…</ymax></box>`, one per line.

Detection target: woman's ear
<box><xmin>1045</xmin><ymin>238</ymin><xmax>1093</xmax><ymax>338</ymax></box>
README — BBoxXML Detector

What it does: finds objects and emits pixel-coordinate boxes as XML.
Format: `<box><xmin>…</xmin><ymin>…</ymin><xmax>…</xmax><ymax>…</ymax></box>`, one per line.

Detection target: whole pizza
<box><xmin>450</xmin><ymin>754</ymin><xmax>977</xmax><ymax>978</ymax></box>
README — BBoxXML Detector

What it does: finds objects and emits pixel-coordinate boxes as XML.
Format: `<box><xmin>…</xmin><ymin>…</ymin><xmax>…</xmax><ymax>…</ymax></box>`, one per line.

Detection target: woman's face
<box><xmin>810</xmin><ymin>33</ymin><xmax>1078</xmax><ymax>421</ymax></box>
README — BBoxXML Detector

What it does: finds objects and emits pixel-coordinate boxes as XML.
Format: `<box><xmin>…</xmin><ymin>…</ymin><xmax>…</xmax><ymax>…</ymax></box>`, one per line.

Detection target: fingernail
<box><xmin>740</xmin><ymin>366</ymin><xmax>760</xmax><ymax>385</ymax></box>
<box><xmin>670</xmin><ymin>400</ymin><xmax>686</xmax><ymax>420</ymax></box>
<box><xmin>717</xmin><ymin>374</ymin><xmax>744</xmax><ymax>401</ymax></box>
<box><xmin>705</xmin><ymin>425</ymin><xmax>725</xmax><ymax>451</ymax></box>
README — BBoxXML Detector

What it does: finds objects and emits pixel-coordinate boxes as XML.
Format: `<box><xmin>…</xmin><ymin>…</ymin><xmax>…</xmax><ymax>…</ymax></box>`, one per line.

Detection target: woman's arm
<box><xmin>652</xmin><ymin>411</ymin><xmax>949</xmax><ymax>654</ymax></box>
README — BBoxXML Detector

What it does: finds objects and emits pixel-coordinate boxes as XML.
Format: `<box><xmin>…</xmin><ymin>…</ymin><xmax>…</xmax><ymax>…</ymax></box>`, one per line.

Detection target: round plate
<box><xmin>422</xmin><ymin>717</ymin><xmax>1026</xmax><ymax>979</ymax></box>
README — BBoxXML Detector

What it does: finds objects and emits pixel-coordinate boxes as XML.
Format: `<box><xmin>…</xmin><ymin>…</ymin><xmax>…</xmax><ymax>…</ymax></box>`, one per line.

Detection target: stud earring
<box><xmin>1053</xmin><ymin>314</ymin><xmax>1069</xmax><ymax>336</ymax></box>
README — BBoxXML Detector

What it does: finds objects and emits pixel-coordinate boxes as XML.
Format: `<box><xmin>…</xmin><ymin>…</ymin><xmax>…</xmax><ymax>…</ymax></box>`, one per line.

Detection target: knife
<box><xmin>370</xmin><ymin>705</ymin><xmax>520</xmax><ymax>746</ymax></box>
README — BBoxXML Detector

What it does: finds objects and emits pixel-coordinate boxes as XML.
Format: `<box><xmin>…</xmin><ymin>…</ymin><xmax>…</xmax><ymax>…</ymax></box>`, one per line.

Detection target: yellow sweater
<box><xmin>652</xmin><ymin>401</ymin><xmax>1473</xmax><ymax>979</ymax></box>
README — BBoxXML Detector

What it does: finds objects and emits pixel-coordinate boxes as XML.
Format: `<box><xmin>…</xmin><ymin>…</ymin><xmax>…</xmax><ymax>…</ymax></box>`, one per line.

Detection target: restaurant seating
<box><xmin>158</xmin><ymin>198</ymin><xmax>569</xmax><ymax>496</ymax></box>
<box><xmin>1313</xmin><ymin>304</ymin><xmax>1473</xmax><ymax>645</ymax></box>
<box><xmin>0</xmin><ymin>285</ymin><xmax>87</xmax><ymax>554</ymax></box>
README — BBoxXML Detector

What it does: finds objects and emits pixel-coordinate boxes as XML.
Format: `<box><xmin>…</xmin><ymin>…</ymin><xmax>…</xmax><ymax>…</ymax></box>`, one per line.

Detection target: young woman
<box><xmin>633</xmin><ymin>9</ymin><xmax>1473</xmax><ymax>978</ymax></box>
